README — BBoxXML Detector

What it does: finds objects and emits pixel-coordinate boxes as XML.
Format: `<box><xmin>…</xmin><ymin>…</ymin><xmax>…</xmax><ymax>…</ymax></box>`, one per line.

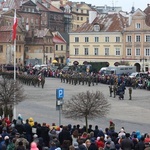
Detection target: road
<box><xmin>16</xmin><ymin>77</ymin><xmax>150</xmax><ymax>134</ymax></box>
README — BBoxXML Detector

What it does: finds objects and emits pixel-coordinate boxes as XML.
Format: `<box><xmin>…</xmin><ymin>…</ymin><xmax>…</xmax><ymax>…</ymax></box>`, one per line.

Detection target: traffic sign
<box><xmin>56</xmin><ymin>88</ymin><xmax>64</xmax><ymax>99</ymax></box>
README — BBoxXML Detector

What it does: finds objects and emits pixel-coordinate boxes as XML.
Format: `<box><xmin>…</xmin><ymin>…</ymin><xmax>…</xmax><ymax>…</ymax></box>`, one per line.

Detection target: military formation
<box><xmin>60</xmin><ymin>72</ymin><xmax>99</xmax><ymax>86</ymax></box>
<box><xmin>0</xmin><ymin>71</ymin><xmax>45</xmax><ymax>88</ymax></box>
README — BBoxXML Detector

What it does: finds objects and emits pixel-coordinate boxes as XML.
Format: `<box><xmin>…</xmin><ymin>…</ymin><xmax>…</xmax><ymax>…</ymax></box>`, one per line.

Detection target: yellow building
<box><xmin>123</xmin><ymin>7</ymin><xmax>150</xmax><ymax>72</ymax></box>
<box><xmin>64</xmin><ymin>2</ymin><xmax>92</xmax><ymax>31</ymax></box>
<box><xmin>69</xmin><ymin>11</ymin><xmax>128</xmax><ymax>67</ymax></box>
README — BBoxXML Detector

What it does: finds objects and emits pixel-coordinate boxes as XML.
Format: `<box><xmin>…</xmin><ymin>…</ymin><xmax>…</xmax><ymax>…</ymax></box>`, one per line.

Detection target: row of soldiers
<box><xmin>60</xmin><ymin>72</ymin><xmax>99</xmax><ymax>86</ymax></box>
<box><xmin>0</xmin><ymin>71</ymin><xmax>45</xmax><ymax>88</ymax></box>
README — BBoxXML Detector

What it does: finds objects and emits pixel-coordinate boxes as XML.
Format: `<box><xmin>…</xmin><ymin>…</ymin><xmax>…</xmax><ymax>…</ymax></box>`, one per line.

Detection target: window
<box><xmin>145</xmin><ymin>48</ymin><xmax>150</xmax><ymax>56</ymax></box>
<box><xmin>136</xmin><ymin>23</ymin><xmax>141</xmax><ymax>29</ymax></box>
<box><xmin>105</xmin><ymin>48</ymin><xmax>109</xmax><ymax>55</ymax></box>
<box><xmin>25</xmin><ymin>47</ymin><xmax>28</xmax><ymax>52</ymax></box>
<box><xmin>116</xmin><ymin>37</ymin><xmax>120</xmax><ymax>42</ymax></box>
<box><xmin>46</xmin><ymin>47</ymin><xmax>48</xmax><ymax>53</ymax></box>
<box><xmin>77</xmin><ymin>17</ymin><xmax>79</xmax><ymax>20</ymax></box>
<box><xmin>19</xmin><ymin>45</ymin><xmax>21</xmax><ymax>52</ymax></box>
<box><xmin>95</xmin><ymin>37</ymin><xmax>99</xmax><ymax>42</ymax></box>
<box><xmin>22</xmin><ymin>17</ymin><xmax>24</xmax><ymax>22</ymax></box>
<box><xmin>105</xmin><ymin>37</ymin><xmax>109</xmax><ymax>42</ymax></box>
<box><xmin>81</xmin><ymin>17</ymin><xmax>83</xmax><ymax>20</ymax></box>
<box><xmin>56</xmin><ymin>45</ymin><xmax>58</xmax><ymax>51</ymax></box>
<box><xmin>0</xmin><ymin>45</ymin><xmax>3</xmax><ymax>53</ymax></box>
<box><xmin>61</xmin><ymin>45</ymin><xmax>63</xmax><ymax>51</ymax></box>
<box><xmin>126</xmin><ymin>35</ymin><xmax>132</xmax><ymax>42</ymax></box>
<box><xmin>135</xmin><ymin>48</ymin><xmax>140</xmax><ymax>56</ymax></box>
<box><xmin>126</xmin><ymin>48</ymin><xmax>132</xmax><ymax>56</ymax></box>
<box><xmin>94</xmin><ymin>25</ymin><xmax>100</xmax><ymax>31</ymax></box>
<box><xmin>75</xmin><ymin>48</ymin><xmax>79</xmax><ymax>55</ymax></box>
<box><xmin>75</xmin><ymin>37</ymin><xmax>79</xmax><ymax>42</ymax></box>
<box><xmin>85</xmin><ymin>37</ymin><xmax>89</xmax><ymax>42</ymax></box>
<box><xmin>145</xmin><ymin>35</ymin><xmax>150</xmax><ymax>42</ymax></box>
<box><xmin>50</xmin><ymin>47</ymin><xmax>53</xmax><ymax>53</ymax></box>
<box><xmin>115</xmin><ymin>48</ymin><xmax>120</xmax><ymax>56</ymax></box>
<box><xmin>94</xmin><ymin>48</ymin><xmax>98</xmax><ymax>55</ymax></box>
<box><xmin>135</xmin><ymin>35</ymin><xmax>140</xmax><ymax>42</ymax></box>
<box><xmin>84</xmin><ymin>48</ymin><xmax>89</xmax><ymax>55</ymax></box>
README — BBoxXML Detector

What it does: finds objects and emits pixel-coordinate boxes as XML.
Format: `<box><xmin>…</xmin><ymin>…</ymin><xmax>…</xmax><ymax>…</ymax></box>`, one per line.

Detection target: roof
<box><xmin>0</xmin><ymin>26</ymin><xmax>12</xmax><ymax>31</ymax></box>
<box><xmin>74</xmin><ymin>13</ymin><xmax>128</xmax><ymax>33</ymax></box>
<box><xmin>53</xmin><ymin>35</ymin><xmax>66</xmax><ymax>44</ymax></box>
<box><xmin>41</xmin><ymin>0</ymin><xmax>63</xmax><ymax>13</ymax></box>
<box><xmin>34</xmin><ymin>29</ymin><xmax>49</xmax><ymax>37</ymax></box>
<box><xmin>1</xmin><ymin>0</ymin><xmax>21</xmax><ymax>10</ymax></box>
<box><xmin>144</xmin><ymin>5</ymin><xmax>150</xmax><ymax>26</ymax></box>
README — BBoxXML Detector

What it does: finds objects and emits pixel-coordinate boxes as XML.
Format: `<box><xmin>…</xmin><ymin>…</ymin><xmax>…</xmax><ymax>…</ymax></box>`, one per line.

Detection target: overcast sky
<box><xmin>71</xmin><ymin>0</ymin><xmax>149</xmax><ymax>12</ymax></box>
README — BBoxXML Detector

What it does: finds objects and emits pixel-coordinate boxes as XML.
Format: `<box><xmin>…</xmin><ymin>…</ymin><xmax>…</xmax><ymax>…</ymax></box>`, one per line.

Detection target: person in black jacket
<box><xmin>58</xmin><ymin>126</ymin><xmax>72</xmax><ymax>146</ymax></box>
<box><xmin>121</xmin><ymin>133</ymin><xmax>134</xmax><ymax>150</ymax></box>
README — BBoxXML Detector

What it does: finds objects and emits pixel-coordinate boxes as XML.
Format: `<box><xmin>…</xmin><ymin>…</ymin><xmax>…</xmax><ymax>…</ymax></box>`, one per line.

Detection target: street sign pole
<box><xmin>59</xmin><ymin>105</ymin><xmax>61</xmax><ymax>126</ymax></box>
<box><xmin>56</xmin><ymin>88</ymin><xmax>64</xmax><ymax>126</ymax></box>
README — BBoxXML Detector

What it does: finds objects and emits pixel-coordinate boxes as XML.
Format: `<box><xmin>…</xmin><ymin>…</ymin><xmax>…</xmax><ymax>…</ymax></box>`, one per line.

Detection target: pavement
<box><xmin>16</xmin><ymin>77</ymin><xmax>150</xmax><ymax>134</ymax></box>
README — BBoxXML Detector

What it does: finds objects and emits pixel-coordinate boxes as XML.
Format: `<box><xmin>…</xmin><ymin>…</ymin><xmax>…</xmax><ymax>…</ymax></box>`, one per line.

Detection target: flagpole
<box><xmin>13</xmin><ymin>38</ymin><xmax>16</xmax><ymax>120</ymax></box>
<box><xmin>13</xmin><ymin>9</ymin><xmax>17</xmax><ymax>120</ymax></box>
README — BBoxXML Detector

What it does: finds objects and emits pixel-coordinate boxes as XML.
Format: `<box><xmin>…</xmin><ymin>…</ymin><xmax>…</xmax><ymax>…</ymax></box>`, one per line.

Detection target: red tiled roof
<box><xmin>0</xmin><ymin>31</ymin><xmax>12</xmax><ymax>42</ymax></box>
<box><xmin>41</xmin><ymin>0</ymin><xmax>63</xmax><ymax>13</ymax></box>
<box><xmin>36</xmin><ymin>1</ymin><xmax>49</xmax><ymax>11</ymax></box>
<box><xmin>53</xmin><ymin>35</ymin><xmax>66</xmax><ymax>44</ymax></box>
<box><xmin>49</xmin><ymin>4</ymin><xmax>63</xmax><ymax>13</ymax></box>
<box><xmin>74</xmin><ymin>13</ymin><xmax>128</xmax><ymax>33</ymax></box>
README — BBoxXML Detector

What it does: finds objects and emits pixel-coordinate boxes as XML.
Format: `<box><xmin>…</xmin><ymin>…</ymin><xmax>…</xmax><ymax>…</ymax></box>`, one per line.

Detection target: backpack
<box><xmin>7</xmin><ymin>142</ymin><xmax>15</xmax><ymax>150</ymax></box>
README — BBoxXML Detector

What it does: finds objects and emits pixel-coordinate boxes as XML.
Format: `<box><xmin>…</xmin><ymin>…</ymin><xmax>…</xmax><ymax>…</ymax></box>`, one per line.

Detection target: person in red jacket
<box><xmin>96</xmin><ymin>136</ymin><xmax>105</xmax><ymax>149</ymax></box>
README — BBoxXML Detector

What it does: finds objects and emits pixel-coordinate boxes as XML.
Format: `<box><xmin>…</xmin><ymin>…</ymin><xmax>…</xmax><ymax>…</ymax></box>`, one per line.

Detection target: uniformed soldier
<box><xmin>41</xmin><ymin>76</ymin><xmax>45</xmax><ymax>88</ymax></box>
<box><xmin>113</xmin><ymin>84</ymin><xmax>117</xmax><ymax>98</ymax></box>
<box><xmin>129</xmin><ymin>87</ymin><xmax>132</xmax><ymax>100</ymax></box>
<box><xmin>109</xmin><ymin>85</ymin><xmax>113</xmax><ymax>97</ymax></box>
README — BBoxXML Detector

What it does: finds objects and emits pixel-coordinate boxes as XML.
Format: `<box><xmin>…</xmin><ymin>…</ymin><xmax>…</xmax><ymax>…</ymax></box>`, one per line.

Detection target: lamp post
<box><xmin>140</xmin><ymin>57</ymin><xmax>147</xmax><ymax>72</ymax></box>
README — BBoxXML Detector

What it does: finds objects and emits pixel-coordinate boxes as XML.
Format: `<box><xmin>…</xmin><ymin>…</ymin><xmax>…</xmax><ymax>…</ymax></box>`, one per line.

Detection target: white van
<box><xmin>129</xmin><ymin>72</ymin><xmax>148</xmax><ymax>78</ymax></box>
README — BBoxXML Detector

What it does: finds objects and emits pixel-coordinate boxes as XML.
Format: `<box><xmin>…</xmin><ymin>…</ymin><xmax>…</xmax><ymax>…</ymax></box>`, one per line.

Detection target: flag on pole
<box><xmin>12</xmin><ymin>9</ymin><xmax>17</xmax><ymax>41</ymax></box>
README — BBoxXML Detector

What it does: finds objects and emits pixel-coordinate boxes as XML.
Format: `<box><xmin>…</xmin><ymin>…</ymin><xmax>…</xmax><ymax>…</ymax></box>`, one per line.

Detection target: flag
<box><xmin>12</xmin><ymin>9</ymin><xmax>17</xmax><ymax>41</ymax></box>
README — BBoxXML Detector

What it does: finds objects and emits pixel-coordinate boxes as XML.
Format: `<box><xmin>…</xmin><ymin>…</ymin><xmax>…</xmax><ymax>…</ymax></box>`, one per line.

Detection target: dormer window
<box><xmin>136</xmin><ymin>23</ymin><xmax>141</xmax><ymax>29</ymax></box>
<box><xmin>94</xmin><ymin>24</ymin><xmax>100</xmax><ymax>32</ymax></box>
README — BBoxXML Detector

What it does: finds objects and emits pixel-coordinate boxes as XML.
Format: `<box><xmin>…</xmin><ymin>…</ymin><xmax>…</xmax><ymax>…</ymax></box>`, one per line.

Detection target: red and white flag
<box><xmin>12</xmin><ymin>9</ymin><xmax>18</xmax><ymax>41</ymax></box>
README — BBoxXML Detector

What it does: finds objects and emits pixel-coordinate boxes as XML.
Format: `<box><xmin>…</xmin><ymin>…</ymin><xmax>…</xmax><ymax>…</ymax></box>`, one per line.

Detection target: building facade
<box><xmin>123</xmin><ymin>8</ymin><xmax>150</xmax><ymax>72</ymax></box>
<box><xmin>69</xmin><ymin>11</ymin><xmax>127</xmax><ymax>67</ymax></box>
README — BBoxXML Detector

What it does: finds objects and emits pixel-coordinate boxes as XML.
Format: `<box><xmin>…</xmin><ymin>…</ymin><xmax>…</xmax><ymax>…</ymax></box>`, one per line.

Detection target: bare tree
<box><xmin>62</xmin><ymin>91</ymin><xmax>111</xmax><ymax>131</ymax></box>
<box><xmin>0</xmin><ymin>77</ymin><xmax>26</xmax><ymax>118</ymax></box>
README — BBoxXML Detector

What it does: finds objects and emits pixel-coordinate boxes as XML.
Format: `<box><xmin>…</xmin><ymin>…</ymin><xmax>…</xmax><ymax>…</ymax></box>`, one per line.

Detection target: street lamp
<box><xmin>140</xmin><ymin>57</ymin><xmax>147</xmax><ymax>72</ymax></box>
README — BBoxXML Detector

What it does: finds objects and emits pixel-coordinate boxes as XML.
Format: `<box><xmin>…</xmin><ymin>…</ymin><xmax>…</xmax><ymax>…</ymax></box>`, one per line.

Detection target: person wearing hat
<box><xmin>1</xmin><ymin>136</ymin><xmax>10</xmax><ymax>150</ymax></box>
<box><xmin>73</xmin><ymin>142</ymin><xmax>79</xmax><ymax>150</ymax></box>
<box><xmin>30</xmin><ymin>142</ymin><xmax>39</xmax><ymax>150</ymax></box>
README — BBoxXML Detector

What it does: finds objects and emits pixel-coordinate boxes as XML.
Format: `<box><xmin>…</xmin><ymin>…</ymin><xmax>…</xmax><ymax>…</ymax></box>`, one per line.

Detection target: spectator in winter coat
<box><xmin>96</xmin><ymin>136</ymin><xmax>105</xmax><ymax>149</ymax></box>
<box><xmin>58</xmin><ymin>126</ymin><xmax>72</xmax><ymax>146</ymax></box>
<box><xmin>121</xmin><ymin>133</ymin><xmax>133</xmax><ymax>150</ymax></box>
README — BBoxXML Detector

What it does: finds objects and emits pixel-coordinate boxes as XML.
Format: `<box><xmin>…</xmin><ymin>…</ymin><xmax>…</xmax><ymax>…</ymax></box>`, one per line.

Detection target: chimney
<box><xmin>26</xmin><ymin>18</ymin><xmax>29</xmax><ymax>31</ymax></box>
<box><xmin>128</xmin><ymin>14</ymin><xmax>132</xmax><ymax>26</ymax></box>
<box><xmin>147</xmin><ymin>4</ymin><xmax>150</xmax><ymax>7</ymax></box>
<box><xmin>89</xmin><ymin>11</ymin><xmax>97</xmax><ymax>24</ymax></box>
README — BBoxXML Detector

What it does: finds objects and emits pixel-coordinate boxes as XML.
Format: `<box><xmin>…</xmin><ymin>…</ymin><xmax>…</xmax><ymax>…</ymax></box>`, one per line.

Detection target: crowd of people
<box><xmin>0</xmin><ymin>114</ymin><xmax>150</xmax><ymax>150</ymax></box>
